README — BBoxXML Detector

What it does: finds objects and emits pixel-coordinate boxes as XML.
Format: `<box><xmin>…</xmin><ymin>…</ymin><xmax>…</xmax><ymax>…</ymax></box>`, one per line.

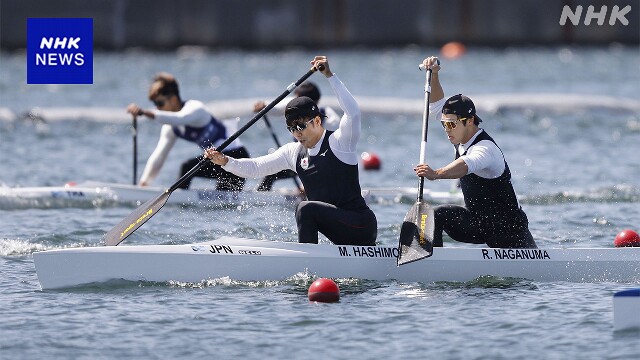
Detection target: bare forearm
<box><xmin>433</xmin><ymin>160</ymin><xmax>468</xmax><ymax>179</ymax></box>
<box><xmin>430</xmin><ymin>71</ymin><xmax>444</xmax><ymax>103</ymax></box>
<box><xmin>415</xmin><ymin>158</ymin><xmax>468</xmax><ymax>180</ymax></box>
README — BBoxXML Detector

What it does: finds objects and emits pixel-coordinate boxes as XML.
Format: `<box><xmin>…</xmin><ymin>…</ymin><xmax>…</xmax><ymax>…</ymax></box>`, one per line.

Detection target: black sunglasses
<box><xmin>152</xmin><ymin>99</ymin><xmax>165</xmax><ymax>107</ymax></box>
<box><xmin>286</xmin><ymin>118</ymin><xmax>314</xmax><ymax>133</ymax></box>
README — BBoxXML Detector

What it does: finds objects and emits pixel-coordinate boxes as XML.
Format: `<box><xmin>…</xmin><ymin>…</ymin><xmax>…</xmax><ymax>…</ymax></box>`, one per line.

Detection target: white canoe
<box><xmin>613</xmin><ymin>288</ymin><xmax>640</xmax><ymax>331</ymax></box>
<box><xmin>0</xmin><ymin>181</ymin><xmax>462</xmax><ymax>209</ymax></box>
<box><xmin>33</xmin><ymin>236</ymin><xmax>640</xmax><ymax>290</ymax></box>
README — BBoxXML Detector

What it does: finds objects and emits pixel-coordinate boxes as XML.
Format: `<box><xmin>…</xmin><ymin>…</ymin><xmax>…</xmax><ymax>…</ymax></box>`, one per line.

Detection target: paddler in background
<box><xmin>253</xmin><ymin>81</ymin><xmax>341</xmax><ymax>191</ymax></box>
<box><xmin>126</xmin><ymin>72</ymin><xmax>250</xmax><ymax>190</ymax></box>
<box><xmin>205</xmin><ymin>56</ymin><xmax>377</xmax><ymax>246</ymax></box>
<box><xmin>413</xmin><ymin>56</ymin><xmax>537</xmax><ymax>249</ymax></box>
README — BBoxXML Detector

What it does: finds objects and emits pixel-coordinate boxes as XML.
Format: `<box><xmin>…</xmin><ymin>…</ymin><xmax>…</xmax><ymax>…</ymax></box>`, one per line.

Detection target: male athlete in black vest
<box><xmin>413</xmin><ymin>56</ymin><xmax>537</xmax><ymax>249</ymax></box>
<box><xmin>205</xmin><ymin>56</ymin><xmax>377</xmax><ymax>246</ymax></box>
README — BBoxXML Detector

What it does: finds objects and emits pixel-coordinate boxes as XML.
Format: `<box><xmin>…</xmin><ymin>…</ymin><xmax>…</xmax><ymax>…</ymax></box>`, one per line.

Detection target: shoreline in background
<box><xmin>1</xmin><ymin>0</ymin><xmax>638</xmax><ymax>50</ymax></box>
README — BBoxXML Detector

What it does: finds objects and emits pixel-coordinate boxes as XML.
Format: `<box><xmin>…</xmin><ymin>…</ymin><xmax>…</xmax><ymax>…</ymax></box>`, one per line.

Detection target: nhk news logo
<box><xmin>27</xmin><ymin>18</ymin><xmax>93</xmax><ymax>84</ymax></box>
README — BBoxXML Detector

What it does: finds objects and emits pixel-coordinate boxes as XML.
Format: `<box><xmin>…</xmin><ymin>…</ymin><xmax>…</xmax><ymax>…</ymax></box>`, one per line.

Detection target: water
<box><xmin>1</xmin><ymin>46</ymin><xmax>640</xmax><ymax>359</ymax></box>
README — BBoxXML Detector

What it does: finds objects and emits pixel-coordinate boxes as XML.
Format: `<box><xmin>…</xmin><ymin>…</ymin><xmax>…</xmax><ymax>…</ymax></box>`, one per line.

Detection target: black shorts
<box><xmin>295</xmin><ymin>201</ymin><xmax>377</xmax><ymax>246</ymax></box>
<box><xmin>433</xmin><ymin>204</ymin><xmax>537</xmax><ymax>248</ymax></box>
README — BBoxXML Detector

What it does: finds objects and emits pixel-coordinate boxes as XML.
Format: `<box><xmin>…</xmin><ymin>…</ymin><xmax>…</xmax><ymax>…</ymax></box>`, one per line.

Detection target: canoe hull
<box><xmin>33</xmin><ymin>237</ymin><xmax>640</xmax><ymax>289</ymax></box>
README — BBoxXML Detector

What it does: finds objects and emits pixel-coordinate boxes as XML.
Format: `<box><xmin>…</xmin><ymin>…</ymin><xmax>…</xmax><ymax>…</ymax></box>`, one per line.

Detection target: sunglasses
<box><xmin>440</xmin><ymin>117</ymin><xmax>467</xmax><ymax>130</ymax></box>
<box><xmin>152</xmin><ymin>98</ymin><xmax>166</xmax><ymax>107</ymax></box>
<box><xmin>287</xmin><ymin>118</ymin><xmax>315</xmax><ymax>133</ymax></box>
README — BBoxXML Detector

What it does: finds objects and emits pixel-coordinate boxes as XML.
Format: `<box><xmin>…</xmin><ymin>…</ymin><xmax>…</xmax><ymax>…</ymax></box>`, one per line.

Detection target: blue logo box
<box><xmin>27</xmin><ymin>18</ymin><xmax>93</xmax><ymax>84</ymax></box>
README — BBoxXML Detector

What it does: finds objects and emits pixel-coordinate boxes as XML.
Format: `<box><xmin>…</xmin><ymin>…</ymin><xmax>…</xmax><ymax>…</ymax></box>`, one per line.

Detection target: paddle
<box><xmin>104</xmin><ymin>65</ymin><xmax>323</xmax><ymax>246</ymax></box>
<box><xmin>397</xmin><ymin>60</ymin><xmax>439</xmax><ymax>266</ymax></box>
<box><xmin>262</xmin><ymin>114</ymin><xmax>304</xmax><ymax>191</ymax></box>
<box><xmin>132</xmin><ymin>114</ymin><xmax>138</xmax><ymax>185</ymax></box>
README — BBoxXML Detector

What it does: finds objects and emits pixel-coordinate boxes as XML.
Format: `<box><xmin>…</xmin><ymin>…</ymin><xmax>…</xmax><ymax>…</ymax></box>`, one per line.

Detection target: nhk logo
<box><xmin>27</xmin><ymin>18</ymin><xmax>93</xmax><ymax>84</ymax></box>
<box><xmin>559</xmin><ymin>5</ymin><xmax>631</xmax><ymax>26</ymax></box>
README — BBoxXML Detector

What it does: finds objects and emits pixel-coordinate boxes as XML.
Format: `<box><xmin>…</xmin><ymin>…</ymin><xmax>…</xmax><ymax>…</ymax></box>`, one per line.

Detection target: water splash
<box><xmin>0</xmin><ymin>238</ymin><xmax>47</xmax><ymax>256</ymax></box>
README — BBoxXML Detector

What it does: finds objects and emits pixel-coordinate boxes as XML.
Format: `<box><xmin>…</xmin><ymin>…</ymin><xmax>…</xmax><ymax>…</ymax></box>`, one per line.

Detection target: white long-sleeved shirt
<box><xmin>222</xmin><ymin>74</ymin><xmax>360</xmax><ymax>178</ymax></box>
<box><xmin>140</xmin><ymin>99</ymin><xmax>242</xmax><ymax>185</ymax></box>
<box><xmin>429</xmin><ymin>97</ymin><xmax>505</xmax><ymax>179</ymax></box>
<box><xmin>152</xmin><ymin>99</ymin><xmax>212</xmax><ymax>127</ymax></box>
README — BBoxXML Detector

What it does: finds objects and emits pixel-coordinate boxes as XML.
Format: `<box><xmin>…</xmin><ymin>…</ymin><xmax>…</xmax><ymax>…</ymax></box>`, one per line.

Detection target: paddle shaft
<box><xmin>263</xmin><ymin>114</ymin><xmax>303</xmax><ymax>190</ymax></box>
<box><xmin>396</xmin><ymin>61</ymin><xmax>439</xmax><ymax>264</ymax></box>
<box><xmin>416</xmin><ymin>66</ymin><xmax>434</xmax><ymax>201</ymax></box>
<box><xmin>167</xmin><ymin>66</ymin><xmax>322</xmax><ymax>193</ymax></box>
<box><xmin>132</xmin><ymin>114</ymin><xmax>138</xmax><ymax>185</ymax></box>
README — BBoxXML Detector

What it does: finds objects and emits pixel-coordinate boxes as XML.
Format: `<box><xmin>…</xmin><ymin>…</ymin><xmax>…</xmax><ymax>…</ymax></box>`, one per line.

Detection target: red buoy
<box><xmin>361</xmin><ymin>152</ymin><xmax>381</xmax><ymax>170</ymax></box>
<box><xmin>614</xmin><ymin>229</ymin><xmax>640</xmax><ymax>247</ymax></box>
<box><xmin>308</xmin><ymin>278</ymin><xmax>340</xmax><ymax>303</ymax></box>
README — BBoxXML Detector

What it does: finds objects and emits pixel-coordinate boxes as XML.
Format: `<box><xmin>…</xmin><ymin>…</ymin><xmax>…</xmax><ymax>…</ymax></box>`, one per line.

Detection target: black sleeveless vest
<box><xmin>296</xmin><ymin>131</ymin><xmax>368</xmax><ymax>211</ymax></box>
<box><xmin>455</xmin><ymin>131</ymin><xmax>528</xmax><ymax>236</ymax></box>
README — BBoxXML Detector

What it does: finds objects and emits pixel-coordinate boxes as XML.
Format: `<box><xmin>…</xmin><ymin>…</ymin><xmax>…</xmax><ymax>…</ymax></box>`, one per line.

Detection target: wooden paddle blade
<box><xmin>103</xmin><ymin>190</ymin><xmax>171</xmax><ymax>246</ymax></box>
<box><xmin>397</xmin><ymin>201</ymin><xmax>434</xmax><ymax>265</ymax></box>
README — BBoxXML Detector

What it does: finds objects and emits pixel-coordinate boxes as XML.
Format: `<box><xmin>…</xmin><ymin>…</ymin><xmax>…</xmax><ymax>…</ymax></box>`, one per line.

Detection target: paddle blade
<box><xmin>397</xmin><ymin>201</ymin><xmax>434</xmax><ymax>265</ymax></box>
<box><xmin>103</xmin><ymin>190</ymin><xmax>171</xmax><ymax>246</ymax></box>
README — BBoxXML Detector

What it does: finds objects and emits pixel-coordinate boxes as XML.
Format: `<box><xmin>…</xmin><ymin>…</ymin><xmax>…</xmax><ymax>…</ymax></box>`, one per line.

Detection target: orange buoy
<box><xmin>441</xmin><ymin>41</ymin><xmax>467</xmax><ymax>59</ymax></box>
<box><xmin>308</xmin><ymin>278</ymin><xmax>340</xmax><ymax>302</ymax></box>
